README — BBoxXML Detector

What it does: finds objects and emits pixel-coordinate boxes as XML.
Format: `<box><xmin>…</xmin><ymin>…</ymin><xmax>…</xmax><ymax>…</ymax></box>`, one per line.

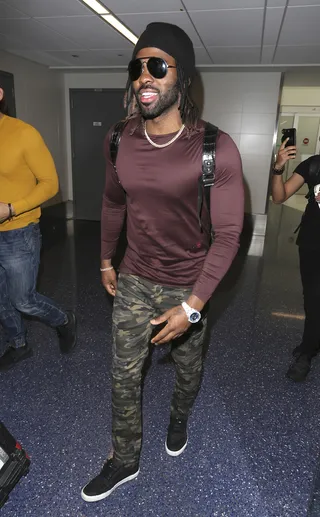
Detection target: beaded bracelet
<box><xmin>100</xmin><ymin>266</ymin><xmax>114</xmax><ymax>272</ymax></box>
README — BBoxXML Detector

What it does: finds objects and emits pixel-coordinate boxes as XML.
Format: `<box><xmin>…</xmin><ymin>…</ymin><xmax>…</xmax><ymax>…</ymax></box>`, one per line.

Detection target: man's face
<box><xmin>132</xmin><ymin>47</ymin><xmax>179</xmax><ymax>120</ymax></box>
<box><xmin>0</xmin><ymin>89</ymin><xmax>3</xmax><ymax>103</ymax></box>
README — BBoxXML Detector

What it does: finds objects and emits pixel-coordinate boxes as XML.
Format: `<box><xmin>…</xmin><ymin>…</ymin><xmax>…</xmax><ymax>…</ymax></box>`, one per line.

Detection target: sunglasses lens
<box><xmin>147</xmin><ymin>58</ymin><xmax>167</xmax><ymax>79</ymax></box>
<box><xmin>128</xmin><ymin>59</ymin><xmax>142</xmax><ymax>81</ymax></box>
<box><xmin>128</xmin><ymin>58</ymin><xmax>168</xmax><ymax>81</ymax></box>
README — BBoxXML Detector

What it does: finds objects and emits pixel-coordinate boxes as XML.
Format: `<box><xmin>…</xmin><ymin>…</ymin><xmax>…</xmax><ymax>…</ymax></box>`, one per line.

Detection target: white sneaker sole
<box><xmin>165</xmin><ymin>439</ymin><xmax>188</xmax><ymax>457</ymax></box>
<box><xmin>81</xmin><ymin>469</ymin><xmax>140</xmax><ymax>503</ymax></box>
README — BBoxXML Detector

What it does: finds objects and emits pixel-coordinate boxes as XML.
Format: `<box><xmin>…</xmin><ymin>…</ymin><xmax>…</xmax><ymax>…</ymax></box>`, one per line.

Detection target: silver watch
<box><xmin>181</xmin><ymin>302</ymin><xmax>201</xmax><ymax>323</ymax></box>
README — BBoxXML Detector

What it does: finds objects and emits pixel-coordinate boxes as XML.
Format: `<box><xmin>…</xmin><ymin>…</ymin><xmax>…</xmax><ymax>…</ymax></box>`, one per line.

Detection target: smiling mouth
<box><xmin>139</xmin><ymin>91</ymin><xmax>159</xmax><ymax>105</ymax></box>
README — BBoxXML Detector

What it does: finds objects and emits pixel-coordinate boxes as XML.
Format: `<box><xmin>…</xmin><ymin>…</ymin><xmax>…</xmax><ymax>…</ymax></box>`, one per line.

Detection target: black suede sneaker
<box><xmin>56</xmin><ymin>311</ymin><xmax>77</xmax><ymax>354</ymax></box>
<box><xmin>0</xmin><ymin>345</ymin><xmax>33</xmax><ymax>371</ymax></box>
<box><xmin>81</xmin><ymin>459</ymin><xmax>140</xmax><ymax>502</ymax></box>
<box><xmin>286</xmin><ymin>354</ymin><xmax>311</xmax><ymax>382</ymax></box>
<box><xmin>292</xmin><ymin>344</ymin><xmax>303</xmax><ymax>358</ymax></box>
<box><xmin>165</xmin><ymin>417</ymin><xmax>188</xmax><ymax>457</ymax></box>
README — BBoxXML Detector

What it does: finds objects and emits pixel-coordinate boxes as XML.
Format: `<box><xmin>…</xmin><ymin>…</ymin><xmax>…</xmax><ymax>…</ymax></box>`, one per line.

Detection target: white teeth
<box><xmin>141</xmin><ymin>92</ymin><xmax>157</xmax><ymax>98</ymax></box>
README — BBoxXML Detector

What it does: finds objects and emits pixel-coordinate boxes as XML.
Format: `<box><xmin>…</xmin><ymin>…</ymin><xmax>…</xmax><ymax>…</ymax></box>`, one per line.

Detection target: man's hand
<box><xmin>0</xmin><ymin>203</ymin><xmax>10</xmax><ymax>223</ymax></box>
<box><xmin>275</xmin><ymin>138</ymin><xmax>297</xmax><ymax>170</ymax></box>
<box><xmin>101</xmin><ymin>268</ymin><xmax>118</xmax><ymax>297</ymax></box>
<box><xmin>150</xmin><ymin>305</ymin><xmax>191</xmax><ymax>345</ymax></box>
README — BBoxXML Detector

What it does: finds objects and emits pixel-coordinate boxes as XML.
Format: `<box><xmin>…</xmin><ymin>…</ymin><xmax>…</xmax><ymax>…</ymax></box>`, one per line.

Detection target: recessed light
<box><xmin>101</xmin><ymin>14</ymin><xmax>138</xmax><ymax>45</ymax></box>
<box><xmin>80</xmin><ymin>1</ymin><xmax>138</xmax><ymax>46</ymax></box>
<box><xmin>81</xmin><ymin>0</ymin><xmax>109</xmax><ymax>15</ymax></box>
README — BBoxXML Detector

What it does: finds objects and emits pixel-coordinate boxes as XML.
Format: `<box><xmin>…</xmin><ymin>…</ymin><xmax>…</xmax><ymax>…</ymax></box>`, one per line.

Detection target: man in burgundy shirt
<box><xmin>82</xmin><ymin>22</ymin><xmax>244</xmax><ymax>503</ymax></box>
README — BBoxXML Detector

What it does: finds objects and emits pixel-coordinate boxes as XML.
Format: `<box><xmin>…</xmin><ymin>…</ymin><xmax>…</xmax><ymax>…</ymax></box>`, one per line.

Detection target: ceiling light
<box><xmin>101</xmin><ymin>14</ymin><xmax>138</xmax><ymax>45</ymax></box>
<box><xmin>81</xmin><ymin>0</ymin><xmax>109</xmax><ymax>15</ymax></box>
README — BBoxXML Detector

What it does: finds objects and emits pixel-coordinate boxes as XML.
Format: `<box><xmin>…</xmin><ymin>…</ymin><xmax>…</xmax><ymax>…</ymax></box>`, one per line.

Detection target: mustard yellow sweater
<box><xmin>0</xmin><ymin>114</ymin><xmax>59</xmax><ymax>231</ymax></box>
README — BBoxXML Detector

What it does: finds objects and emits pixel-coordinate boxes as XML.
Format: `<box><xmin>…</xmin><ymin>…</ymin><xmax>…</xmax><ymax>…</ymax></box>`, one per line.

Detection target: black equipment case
<box><xmin>0</xmin><ymin>422</ymin><xmax>30</xmax><ymax>508</ymax></box>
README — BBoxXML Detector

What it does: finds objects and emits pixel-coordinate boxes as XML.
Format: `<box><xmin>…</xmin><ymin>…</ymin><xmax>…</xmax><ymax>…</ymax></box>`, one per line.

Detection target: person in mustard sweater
<box><xmin>0</xmin><ymin>87</ymin><xmax>77</xmax><ymax>371</ymax></box>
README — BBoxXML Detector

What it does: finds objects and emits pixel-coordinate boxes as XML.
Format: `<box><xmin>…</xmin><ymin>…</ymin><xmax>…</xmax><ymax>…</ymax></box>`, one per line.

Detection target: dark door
<box><xmin>0</xmin><ymin>71</ymin><xmax>16</xmax><ymax>117</ymax></box>
<box><xmin>70</xmin><ymin>89</ymin><xmax>126</xmax><ymax>221</ymax></box>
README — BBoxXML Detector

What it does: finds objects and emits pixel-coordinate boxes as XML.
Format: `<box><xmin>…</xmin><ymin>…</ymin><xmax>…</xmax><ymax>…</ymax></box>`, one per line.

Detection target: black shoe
<box><xmin>286</xmin><ymin>354</ymin><xmax>311</xmax><ymax>382</ymax></box>
<box><xmin>293</xmin><ymin>343</ymin><xmax>320</xmax><ymax>358</ymax></box>
<box><xmin>56</xmin><ymin>311</ymin><xmax>77</xmax><ymax>354</ymax></box>
<box><xmin>292</xmin><ymin>344</ymin><xmax>303</xmax><ymax>358</ymax></box>
<box><xmin>81</xmin><ymin>458</ymin><xmax>140</xmax><ymax>503</ymax></box>
<box><xmin>165</xmin><ymin>417</ymin><xmax>188</xmax><ymax>457</ymax></box>
<box><xmin>0</xmin><ymin>345</ymin><xmax>33</xmax><ymax>371</ymax></box>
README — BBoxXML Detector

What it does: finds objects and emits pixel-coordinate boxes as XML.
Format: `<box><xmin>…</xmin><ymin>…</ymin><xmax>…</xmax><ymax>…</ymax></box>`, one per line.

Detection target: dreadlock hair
<box><xmin>124</xmin><ymin>61</ymin><xmax>199</xmax><ymax>132</ymax></box>
<box><xmin>176</xmin><ymin>63</ymin><xmax>199</xmax><ymax>130</ymax></box>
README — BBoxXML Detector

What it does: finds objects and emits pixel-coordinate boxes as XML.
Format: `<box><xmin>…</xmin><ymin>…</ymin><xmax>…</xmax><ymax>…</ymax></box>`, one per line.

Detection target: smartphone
<box><xmin>281</xmin><ymin>128</ymin><xmax>296</xmax><ymax>147</ymax></box>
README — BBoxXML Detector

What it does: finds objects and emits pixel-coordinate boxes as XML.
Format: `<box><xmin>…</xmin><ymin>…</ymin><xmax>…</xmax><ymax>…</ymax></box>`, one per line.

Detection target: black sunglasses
<box><xmin>128</xmin><ymin>57</ymin><xmax>176</xmax><ymax>81</ymax></box>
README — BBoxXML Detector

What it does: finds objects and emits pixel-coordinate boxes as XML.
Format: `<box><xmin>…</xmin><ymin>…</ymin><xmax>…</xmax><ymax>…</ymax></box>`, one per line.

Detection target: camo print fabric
<box><xmin>111</xmin><ymin>273</ymin><xmax>207</xmax><ymax>466</ymax></box>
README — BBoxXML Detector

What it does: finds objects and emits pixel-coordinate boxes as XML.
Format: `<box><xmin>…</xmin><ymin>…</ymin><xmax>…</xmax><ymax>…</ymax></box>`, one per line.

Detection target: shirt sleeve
<box><xmin>295</xmin><ymin>157</ymin><xmax>312</xmax><ymax>183</ymax></box>
<box><xmin>101</xmin><ymin>129</ymin><xmax>127</xmax><ymax>261</ymax></box>
<box><xmin>192</xmin><ymin>132</ymin><xmax>244</xmax><ymax>303</ymax></box>
<box><xmin>13</xmin><ymin>126</ymin><xmax>59</xmax><ymax>216</ymax></box>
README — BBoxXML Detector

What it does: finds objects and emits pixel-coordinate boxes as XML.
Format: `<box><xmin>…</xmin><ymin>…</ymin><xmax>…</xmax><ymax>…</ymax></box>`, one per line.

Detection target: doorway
<box><xmin>70</xmin><ymin>88</ymin><xmax>126</xmax><ymax>221</ymax></box>
<box><xmin>0</xmin><ymin>70</ymin><xmax>16</xmax><ymax>117</ymax></box>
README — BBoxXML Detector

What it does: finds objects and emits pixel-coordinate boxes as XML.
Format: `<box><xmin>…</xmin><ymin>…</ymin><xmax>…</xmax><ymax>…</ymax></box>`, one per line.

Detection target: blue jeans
<box><xmin>0</xmin><ymin>223</ymin><xmax>67</xmax><ymax>348</ymax></box>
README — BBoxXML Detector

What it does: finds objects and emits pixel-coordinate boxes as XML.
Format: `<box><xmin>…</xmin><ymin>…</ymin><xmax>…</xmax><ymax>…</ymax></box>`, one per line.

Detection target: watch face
<box><xmin>189</xmin><ymin>311</ymin><xmax>201</xmax><ymax>323</ymax></box>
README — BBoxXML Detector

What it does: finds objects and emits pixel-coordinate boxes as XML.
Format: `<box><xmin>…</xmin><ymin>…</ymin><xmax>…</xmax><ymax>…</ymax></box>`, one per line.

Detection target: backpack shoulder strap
<box><xmin>198</xmin><ymin>122</ymin><xmax>219</xmax><ymax>232</ymax></box>
<box><xmin>109</xmin><ymin>119</ymin><xmax>127</xmax><ymax>168</ymax></box>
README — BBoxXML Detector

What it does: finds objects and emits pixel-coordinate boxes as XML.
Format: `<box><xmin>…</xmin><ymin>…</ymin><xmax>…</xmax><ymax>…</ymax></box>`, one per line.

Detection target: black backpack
<box><xmin>0</xmin><ymin>422</ymin><xmax>30</xmax><ymax>508</ymax></box>
<box><xmin>110</xmin><ymin>120</ymin><xmax>219</xmax><ymax>239</ymax></box>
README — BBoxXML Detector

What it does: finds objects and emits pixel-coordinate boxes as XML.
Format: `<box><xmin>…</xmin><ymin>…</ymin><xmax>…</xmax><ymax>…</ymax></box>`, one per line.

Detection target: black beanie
<box><xmin>132</xmin><ymin>22</ymin><xmax>196</xmax><ymax>79</ymax></box>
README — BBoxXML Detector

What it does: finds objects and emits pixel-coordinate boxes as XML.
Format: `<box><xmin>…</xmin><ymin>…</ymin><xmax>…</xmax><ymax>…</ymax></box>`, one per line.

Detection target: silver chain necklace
<box><xmin>143</xmin><ymin>121</ymin><xmax>185</xmax><ymax>149</ymax></box>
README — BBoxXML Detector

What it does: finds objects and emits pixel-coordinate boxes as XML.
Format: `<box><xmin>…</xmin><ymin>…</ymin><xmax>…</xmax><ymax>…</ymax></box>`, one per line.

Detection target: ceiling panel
<box><xmin>279</xmin><ymin>5</ymin><xmax>320</xmax><ymax>45</ymax></box>
<box><xmin>46</xmin><ymin>48</ymin><xmax>134</xmax><ymax>66</ymax></box>
<box><xmin>208</xmin><ymin>46</ymin><xmax>260</xmax><ymax>64</ymax></box>
<box><xmin>4</xmin><ymin>0</ymin><xmax>90</xmax><ymax>17</ymax></box>
<box><xmin>119</xmin><ymin>11</ymin><xmax>202</xmax><ymax>46</ymax></box>
<box><xmin>189</xmin><ymin>9</ymin><xmax>264</xmax><ymax>46</ymax></box>
<box><xmin>193</xmin><ymin>47</ymin><xmax>213</xmax><ymax>65</ymax></box>
<box><xmin>183</xmin><ymin>0</ymin><xmax>264</xmax><ymax>9</ymax></box>
<box><xmin>0</xmin><ymin>1</ymin><xmax>28</xmax><ymax>18</ymax></box>
<box><xmin>0</xmin><ymin>32</ymin><xmax>32</xmax><ymax>50</ymax></box>
<box><xmin>8</xmin><ymin>48</ymin><xmax>72</xmax><ymax>66</ymax></box>
<box><xmin>37</xmin><ymin>15</ymin><xmax>132</xmax><ymax>49</ymax></box>
<box><xmin>1</xmin><ymin>0</ymin><xmax>320</xmax><ymax>68</ymax></box>
<box><xmin>261</xmin><ymin>45</ymin><xmax>275</xmax><ymax>63</ymax></box>
<box><xmin>267</xmin><ymin>0</ymin><xmax>285</xmax><ymax>6</ymax></box>
<box><xmin>263</xmin><ymin>7</ymin><xmax>285</xmax><ymax>46</ymax></box>
<box><xmin>289</xmin><ymin>0</ymin><xmax>320</xmax><ymax>5</ymax></box>
<box><xmin>274</xmin><ymin>45</ymin><xmax>320</xmax><ymax>64</ymax></box>
<box><xmin>0</xmin><ymin>18</ymin><xmax>81</xmax><ymax>50</ymax></box>
<box><xmin>102</xmin><ymin>0</ymin><xmax>184</xmax><ymax>14</ymax></box>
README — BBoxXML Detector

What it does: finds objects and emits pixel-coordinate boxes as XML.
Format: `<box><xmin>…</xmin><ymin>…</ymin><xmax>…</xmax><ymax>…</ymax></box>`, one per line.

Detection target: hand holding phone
<box><xmin>275</xmin><ymin>128</ymin><xmax>297</xmax><ymax>170</ymax></box>
<box><xmin>281</xmin><ymin>128</ymin><xmax>296</xmax><ymax>147</ymax></box>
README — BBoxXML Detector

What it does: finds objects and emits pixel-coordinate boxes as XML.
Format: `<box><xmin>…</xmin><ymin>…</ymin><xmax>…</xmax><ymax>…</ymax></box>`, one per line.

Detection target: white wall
<box><xmin>0</xmin><ymin>50</ymin><xmax>67</xmax><ymax>203</ymax></box>
<box><xmin>64</xmin><ymin>70</ymin><xmax>282</xmax><ymax>215</ymax></box>
<box><xmin>199</xmin><ymin>72</ymin><xmax>281</xmax><ymax>214</ymax></box>
<box><xmin>281</xmin><ymin>71</ymin><xmax>320</xmax><ymax>108</ymax></box>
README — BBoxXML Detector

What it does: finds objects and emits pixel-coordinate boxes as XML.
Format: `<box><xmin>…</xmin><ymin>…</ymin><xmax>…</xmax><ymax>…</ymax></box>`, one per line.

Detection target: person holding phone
<box><xmin>271</xmin><ymin>133</ymin><xmax>320</xmax><ymax>382</ymax></box>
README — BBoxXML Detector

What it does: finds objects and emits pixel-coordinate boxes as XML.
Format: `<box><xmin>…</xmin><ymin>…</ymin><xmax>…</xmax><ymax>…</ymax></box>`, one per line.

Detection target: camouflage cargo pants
<box><xmin>111</xmin><ymin>273</ymin><xmax>207</xmax><ymax>466</ymax></box>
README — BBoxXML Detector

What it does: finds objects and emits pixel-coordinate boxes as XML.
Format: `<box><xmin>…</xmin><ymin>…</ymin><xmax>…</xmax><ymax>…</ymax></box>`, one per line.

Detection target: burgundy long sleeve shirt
<box><xmin>101</xmin><ymin>118</ymin><xmax>244</xmax><ymax>304</ymax></box>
